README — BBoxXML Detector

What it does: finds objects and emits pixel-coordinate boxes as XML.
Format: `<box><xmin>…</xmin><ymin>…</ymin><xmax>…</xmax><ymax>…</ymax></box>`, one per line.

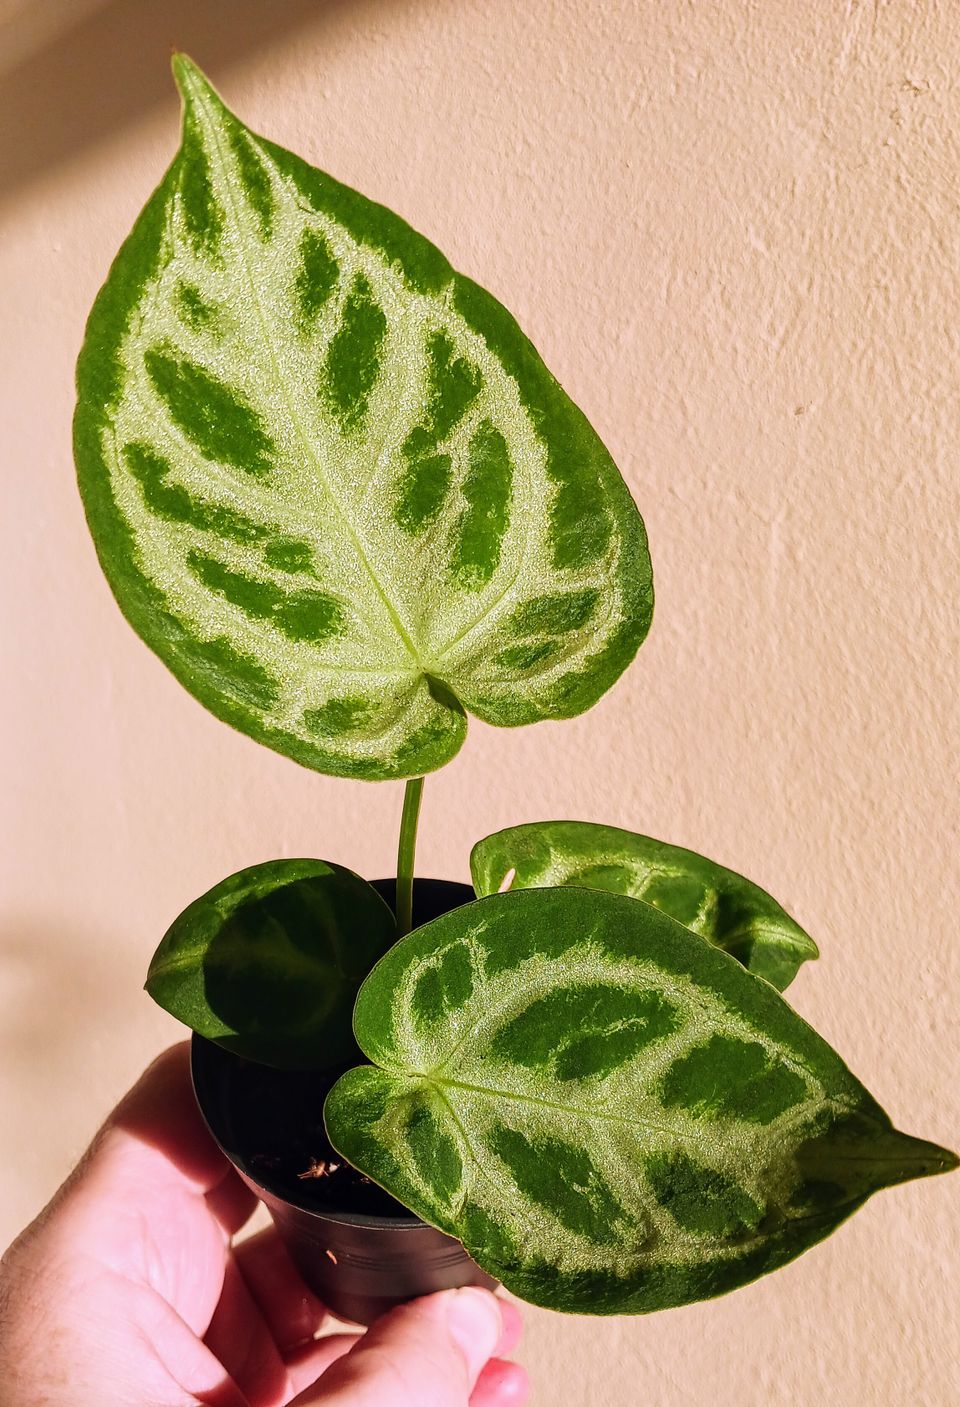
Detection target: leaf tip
<box><xmin>876</xmin><ymin>1130</ymin><xmax>958</xmax><ymax>1190</ymax></box>
<box><xmin>799</xmin><ymin>1117</ymin><xmax>959</xmax><ymax>1200</ymax></box>
<box><xmin>170</xmin><ymin>50</ymin><xmax>197</xmax><ymax>92</ymax></box>
<box><xmin>170</xmin><ymin>52</ymin><xmax>221</xmax><ymax>113</ymax></box>
<box><xmin>884</xmin><ymin>1127</ymin><xmax>959</xmax><ymax>1180</ymax></box>
<box><xmin>794</xmin><ymin>930</ymin><xmax>820</xmax><ymax>975</ymax></box>
<box><xmin>910</xmin><ymin>1135</ymin><xmax>960</xmax><ymax>1178</ymax></box>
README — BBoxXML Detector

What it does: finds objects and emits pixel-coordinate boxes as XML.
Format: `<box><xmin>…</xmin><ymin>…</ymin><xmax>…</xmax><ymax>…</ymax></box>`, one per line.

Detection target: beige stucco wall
<box><xmin>2</xmin><ymin>1</ymin><xmax>958</xmax><ymax>1401</ymax></box>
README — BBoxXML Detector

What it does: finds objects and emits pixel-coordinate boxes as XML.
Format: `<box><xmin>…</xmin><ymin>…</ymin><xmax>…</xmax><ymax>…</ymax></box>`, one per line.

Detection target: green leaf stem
<box><xmin>324</xmin><ymin>887</ymin><xmax>956</xmax><ymax>1313</ymax></box>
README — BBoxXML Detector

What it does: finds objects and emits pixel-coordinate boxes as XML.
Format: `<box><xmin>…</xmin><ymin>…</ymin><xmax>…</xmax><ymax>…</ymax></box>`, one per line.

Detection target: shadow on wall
<box><xmin>0</xmin><ymin>0</ymin><xmax>401</xmax><ymax>213</ymax></box>
<box><xmin>0</xmin><ymin>920</ymin><xmax>135</xmax><ymax>1074</ymax></box>
<box><xmin>0</xmin><ymin>917</ymin><xmax>180</xmax><ymax>1238</ymax></box>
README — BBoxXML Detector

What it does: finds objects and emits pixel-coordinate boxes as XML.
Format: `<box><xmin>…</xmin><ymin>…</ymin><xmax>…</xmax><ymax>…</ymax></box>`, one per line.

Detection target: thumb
<box><xmin>291</xmin><ymin>1287</ymin><xmax>503</xmax><ymax>1407</ymax></box>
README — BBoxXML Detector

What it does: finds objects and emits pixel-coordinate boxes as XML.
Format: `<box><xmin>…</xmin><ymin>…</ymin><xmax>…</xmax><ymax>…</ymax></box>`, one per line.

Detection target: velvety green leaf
<box><xmin>74</xmin><ymin>55</ymin><xmax>653</xmax><ymax>781</ymax></box>
<box><xmin>471</xmin><ymin>821</ymin><xmax>817</xmax><ymax>990</ymax></box>
<box><xmin>146</xmin><ymin>859</ymin><xmax>395</xmax><ymax>1068</ymax></box>
<box><xmin>324</xmin><ymin>888</ymin><xmax>956</xmax><ymax>1314</ymax></box>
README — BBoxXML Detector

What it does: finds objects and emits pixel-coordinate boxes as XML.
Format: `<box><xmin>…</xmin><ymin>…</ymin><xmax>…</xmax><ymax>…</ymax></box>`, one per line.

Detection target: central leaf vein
<box><xmin>191</xmin><ymin>82</ymin><xmax>425</xmax><ymax>671</ymax></box>
<box><xmin>425</xmin><ymin>1073</ymin><xmax>680</xmax><ymax>1139</ymax></box>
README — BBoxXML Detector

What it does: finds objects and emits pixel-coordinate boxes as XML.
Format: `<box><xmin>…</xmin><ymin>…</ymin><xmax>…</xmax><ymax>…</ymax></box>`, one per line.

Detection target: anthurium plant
<box><xmin>74</xmin><ymin>56</ymin><xmax>955</xmax><ymax>1317</ymax></box>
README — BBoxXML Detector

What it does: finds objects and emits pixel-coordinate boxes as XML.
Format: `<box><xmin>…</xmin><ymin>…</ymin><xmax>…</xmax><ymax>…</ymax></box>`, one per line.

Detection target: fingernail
<box><xmin>445</xmin><ymin>1286</ymin><xmax>503</xmax><ymax>1378</ymax></box>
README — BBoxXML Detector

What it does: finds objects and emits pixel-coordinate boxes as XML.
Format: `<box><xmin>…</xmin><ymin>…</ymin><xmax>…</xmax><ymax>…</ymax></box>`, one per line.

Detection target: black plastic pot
<box><xmin>191</xmin><ymin>877</ymin><xmax>497</xmax><ymax>1325</ymax></box>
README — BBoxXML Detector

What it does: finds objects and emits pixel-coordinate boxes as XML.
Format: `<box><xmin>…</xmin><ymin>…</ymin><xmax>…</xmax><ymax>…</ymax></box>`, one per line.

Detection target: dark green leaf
<box><xmin>471</xmin><ymin>820</ymin><xmax>817</xmax><ymax>989</ymax></box>
<box><xmin>324</xmin><ymin>887</ymin><xmax>955</xmax><ymax>1313</ymax></box>
<box><xmin>74</xmin><ymin>55</ymin><xmax>653</xmax><ymax>781</ymax></box>
<box><xmin>146</xmin><ymin>859</ymin><xmax>395</xmax><ymax>1069</ymax></box>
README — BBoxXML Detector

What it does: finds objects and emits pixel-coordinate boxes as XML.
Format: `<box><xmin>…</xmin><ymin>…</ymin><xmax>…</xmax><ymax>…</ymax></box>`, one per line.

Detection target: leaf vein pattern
<box><xmin>187</xmin><ymin>91</ymin><xmax>422</xmax><ymax>665</ymax></box>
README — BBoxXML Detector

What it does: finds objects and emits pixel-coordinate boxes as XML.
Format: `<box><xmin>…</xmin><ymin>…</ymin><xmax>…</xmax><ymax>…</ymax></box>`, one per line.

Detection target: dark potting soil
<box><xmin>225</xmin><ymin>1056</ymin><xmax>414</xmax><ymax>1220</ymax></box>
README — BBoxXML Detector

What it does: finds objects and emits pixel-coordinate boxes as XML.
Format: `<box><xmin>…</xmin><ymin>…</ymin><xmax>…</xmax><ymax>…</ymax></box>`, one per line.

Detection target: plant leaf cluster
<box><xmin>78</xmin><ymin>57</ymin><xmax>955</xmax><ymax>1317</ymax></box>
<box><xmin>145</xmin><ymin>822</ymin><xmax>956</xmax><ymax>1313</ymax></box>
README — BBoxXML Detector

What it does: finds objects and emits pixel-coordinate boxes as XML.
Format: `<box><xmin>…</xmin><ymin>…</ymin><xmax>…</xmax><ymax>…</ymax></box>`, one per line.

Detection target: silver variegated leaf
<box><xmin>324</xmin><ymin>888</ymin><xmax>956</xmax><ymax>1314</ymax></box>
<box><xmin>471</xmin><ymin>820</ymin><xmax>817</xmax><ymax>990</ymax></box>
<box><xmin>74</xmin><ymin>56</ymin><xmax>652</xmax><ymax>780</ymax></box>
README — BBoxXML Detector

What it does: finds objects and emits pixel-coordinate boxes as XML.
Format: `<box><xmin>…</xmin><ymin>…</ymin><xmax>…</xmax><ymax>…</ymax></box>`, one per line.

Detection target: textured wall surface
<box><xmin>2</xmin><ymin>1</ymin><xmax>958</xmax><ymax>1402</ymax></box>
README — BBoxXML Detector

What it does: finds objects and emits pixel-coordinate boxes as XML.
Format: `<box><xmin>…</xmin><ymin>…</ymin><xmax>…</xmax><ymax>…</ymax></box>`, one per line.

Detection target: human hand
<box><xmin>0</xmin><ymin>1045</ymin><xmax>528</xmax><ymax>1406</ymax></box>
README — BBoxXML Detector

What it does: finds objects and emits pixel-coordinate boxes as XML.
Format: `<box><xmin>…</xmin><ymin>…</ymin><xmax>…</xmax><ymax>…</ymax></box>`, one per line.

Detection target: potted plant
<box><xmin>74</xmin><ymin>56</ymin><xmax>955</xmax><ymax>1332</ymax></box>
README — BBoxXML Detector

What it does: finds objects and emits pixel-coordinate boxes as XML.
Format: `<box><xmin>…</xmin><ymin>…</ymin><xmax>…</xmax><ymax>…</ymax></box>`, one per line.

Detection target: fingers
<box><xmin>233</xmin><ymin>1227</ymin><xmax>327</xmax><ymax>1351</ymax></box>
<box><xmin>105</xmin><ymin>1043</ymin><xmax>231</xmax><ymax>1194</ymax></box>
<box><xmin>55</xmin><ymin>1042</ymin><xmax>250</xmax><ymax>1217</ymax></box>
<box><xmin>94</xmin><ymin>1043</ymin><xmax>258</xmax><ymax>1235</ymax></box>
<box><xmin>284</xmin><ymin>1334</ymin><xmax>362</xmax><ymax>1398</ymax></box>
<box><xmin>470</xmin><ymin>1298</ymin><xmax>528</xmax><ymax>1407</ymax></box>
<box><xmin>204</xmin><ymin>1169</ymin><xmax>260</xmax><ymax>1238</ymax></box>
<box><xmin>203</xmin><ymin>1256</ymin><xmax>289</xmax><ymax>1406</ymax></box>
<box><xmin>115</xmin><ymin>1045</ymin><xmax>258</xmax><ymax>1234</ymax></box>
<box><xmin>470</xmin><ymin>1357</ymin><xmax>530</xmax><ymax>1406</ymax></box>
<box><xmin>234</xmin><ymin>1236</ymin><xmax>528</xmax><ymax>1406</ymax></box>
<box><xmin>288</xmin><ymin>1286</ymin><xmax>504</xmax><ymax>1407</ymax></box>
<box><xmin>492</xmin><ymin>1298</ymin><xmax>523</xmax><ymax>1358</ymax></box>
<box><xmin>5</xmin><ymin>1044</ymin><xmax>254</xmax><ymax>1269</ymax></box>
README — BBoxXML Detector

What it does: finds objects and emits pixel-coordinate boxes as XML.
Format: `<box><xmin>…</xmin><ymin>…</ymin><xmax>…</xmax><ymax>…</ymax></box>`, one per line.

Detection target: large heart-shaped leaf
<box><xmin>471</xmin><ymin>821</ymin><xmax>817</xmax><ymax>990</ymax></box>
<box><xmin>324</xmin><ymin>888</ymin><xmax>955</xmax><ymax>1314</ymax></box>
<box><xmin>146</xmin><ymin>859</ymin><xmax>395</xmax><ymax>1068</ymax></box>
<box><xmin>74</xmin><ymin>56</ymin><xmax>653</xmax><ymax>781</ymax></box>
